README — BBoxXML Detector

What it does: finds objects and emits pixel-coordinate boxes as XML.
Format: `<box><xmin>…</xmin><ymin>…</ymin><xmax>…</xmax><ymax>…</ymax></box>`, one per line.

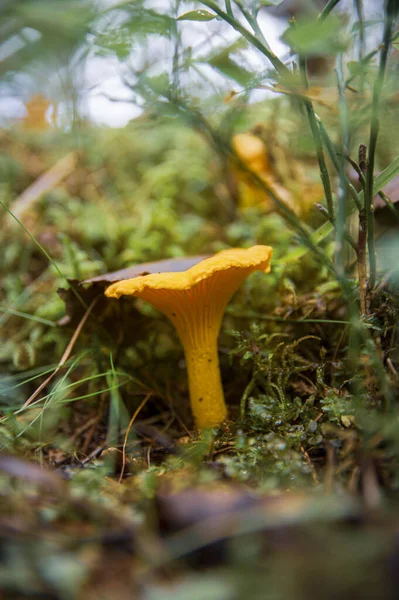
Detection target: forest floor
<box><xmin>1</xmin><ymin>114</ymin><xmax>399</xmax><ymax>600</ymax></box>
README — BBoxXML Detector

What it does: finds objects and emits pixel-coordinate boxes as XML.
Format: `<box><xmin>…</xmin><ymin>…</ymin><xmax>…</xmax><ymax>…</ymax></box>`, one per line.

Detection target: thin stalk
<box><xmin>233</xmin><ymin>0</ymin><xmax>271</xmax><ymax>50</ymax></box>
<box><xmin>358</xmin><ymin>144</ymin><xmax>368</xmax><ymax>316</ymax></box>
<box><xmin>365</xmin><ymin>0</ymin><xmax>398</xmax><ymax>288</ymax></box>
<box><xmin>299</xmin><ymin>58</ymin><xmax>335</xmax><ymax>221</ymax></box>
<box><xmin>354</xmin><ymin>0</ymin><xmax>366</xmax><ymax>95</ymax></box>
<box><xmin>0</xmin><ymin>307</ymin><xmax>56</xmax><ymax>327</ymax></box>
<box><xmin>199</xmin><ymin>0</ymin><xmax>289</xmax><ymax>74</ymax></box>
<box><xmin>354</xmin><ymin>0</ymin><xmax>365</xmax><ymax>63</ymax></box>
<box><xmin>335</xmin><ymin>53</ymin><xmax>351</xmax><ymax>277</ymax></box>
<box><xmin>318</xmin><ymin>0</ymin><xmax>343</xmax><ymax>21</ymax></box>
<box><xmin>317</xmin><ymin>119</ymin><xmax>362</xmax><ymax>210</ymax></box>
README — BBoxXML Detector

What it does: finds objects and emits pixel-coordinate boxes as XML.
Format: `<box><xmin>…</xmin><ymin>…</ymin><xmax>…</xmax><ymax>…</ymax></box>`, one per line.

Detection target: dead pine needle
<box><xmin>21</xmin><ymin>297</ymin><xmax>100</xmax><ymax>409</ymax></box>
<box><xmin>119</xmin><ymin>392</ymin><xmax>153</xmax><ymax>483</ymax></box>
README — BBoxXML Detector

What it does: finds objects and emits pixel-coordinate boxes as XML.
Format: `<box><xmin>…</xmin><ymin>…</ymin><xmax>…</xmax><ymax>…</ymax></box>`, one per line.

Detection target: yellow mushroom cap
<box><xmin>105</xmin><ymin>245</ymin><xmax>272</xmax><ymax>348</ymax></box>
<box><xmin>105</xmin><ymin>246</ymin><xmax>273</xmax><ymax>429</ymax></box>
<box><xmin>106</xmin><ymin>246</ymin><xmax>271</xmax><ymax>295</ymax></box>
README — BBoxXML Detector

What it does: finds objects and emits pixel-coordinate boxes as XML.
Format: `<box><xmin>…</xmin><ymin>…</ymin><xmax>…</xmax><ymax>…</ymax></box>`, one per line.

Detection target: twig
<box><xmin>10</xmin><ymin>153</ymin><xmax>77</xmax><ymax>220</ymax></box>
<box><xmin>119</xmin><ymin>392</ymin><xmax>153</xmax><ymax>483</ymax></box>
<box><xmin>21</xmin><ymin>297</ymin><xmax>100</xmax><ymax>409</ymax></box>
<box><xmin>301</xmin><ymin>445</ymin><xmax>319</xmax><ymax>485</ymax></box>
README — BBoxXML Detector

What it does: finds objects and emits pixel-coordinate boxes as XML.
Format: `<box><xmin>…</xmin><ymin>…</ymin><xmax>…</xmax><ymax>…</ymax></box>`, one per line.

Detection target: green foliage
<box><xmin>283</xmin><ymin>15</ymin><xmax>348</xmax><ymax>57</ymax></box>
<box><xmin>178</xmin><ymin>9</ymin><xmax>217</xmax><ymax>22</ymax></box>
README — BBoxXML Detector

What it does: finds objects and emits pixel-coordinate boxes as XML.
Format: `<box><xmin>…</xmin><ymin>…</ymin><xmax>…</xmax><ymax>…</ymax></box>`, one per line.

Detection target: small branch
<box><xmin>119</xmin><ymin>392</ymin><xmax>153</xmax><ymax>483</ymax></box>
<box><xmin>10</xmin><ymin>153</ymin><xmax>77</xmax><ymax>220</ymax></box>
<box><xmin>21</xmin><ymin>297</ymin><xmax>99</xmax><ymax>409</ymax></box>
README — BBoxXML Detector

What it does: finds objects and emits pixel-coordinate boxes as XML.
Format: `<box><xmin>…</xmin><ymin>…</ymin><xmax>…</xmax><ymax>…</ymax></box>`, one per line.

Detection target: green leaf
<box><xmin>208</xmin><ymin>55</ymin><xmax>254</xmax><ymax>86</ymax></box>
<box><xmin>95</xmin><ymin>30</ymin><xmax>133</xmax><ymax>60</ymax></box>
<box><xmin>284</xmin><ymin>156</ymin><xmax>399</xmax><ymax>264</ymax></box>
<box><xmin>143</xmin><ymin>73</ymin><xmax>170</xmax><ymax>96</ymax></box>
<box><xmin>120</xmin><ymin>7</ymin><xmax>174</xmax><ymax>38</ymax></box>
<box><xmin>178</xmin><ymin>10</ymin><xmax>216</xmax><ymax>22</ymax></box>
<box><xmin>202</xmin><ymin>40</ymin><xmax>254</xmax><ymax>86</ymax></box>
<box><xmin>283</xmin><ymin>15</ymin><xmax>348</xmax><ymax>56</ymax></box>
<box><xmin>259</xmin><ymin>0</ymin><xmax>285</xmax><ymax>5</ymax></box>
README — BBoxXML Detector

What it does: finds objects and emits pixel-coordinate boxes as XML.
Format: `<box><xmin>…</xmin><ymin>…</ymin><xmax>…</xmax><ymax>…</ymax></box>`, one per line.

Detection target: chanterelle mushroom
<box><xmin>105</xmin><ymin>246</ymin><xmax>273</xmax><ymax>429</ymax></box>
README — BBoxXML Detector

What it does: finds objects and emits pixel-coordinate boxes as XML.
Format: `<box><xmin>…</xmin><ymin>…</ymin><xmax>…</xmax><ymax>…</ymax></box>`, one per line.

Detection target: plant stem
<box><xmin>317</xmin><ymin>119</ymin><xmax>362</xmax><ymax>210</ymax></box>
<box><xmin>299</xmin><ymin>58</ymin><xmax>335</xmax><ymax>221</ymax></box>
<box><xmin>357</xmin><ymin>144</ymin><xmax>368</xmax><ymax>316</ymax></box>
<box><xmin>335</xmin><ymin>53</ymin><xmax>350</xmax><ymax>276</ymax></box>
<box><xmin>357</xmin><ymin>209</ymin><xmax>368</xmax><ymax>315</ymax></box>
<box><xmin>354</xmin><ymin>0</ymin><xmax>365</xmax><ymax>64</ymax></box>
<box><xmin>200</xmin><ymin>0</ymin><xmax>289</xmax><ymax>74</ymax></box>
<box><xmin>233</xmin><ymin>0</ymin><xmax>271</xmax><ymax>50</ymax></box>
<box><xmin>318</xmin><ymin>0</ymin><xmax>342</xmax><ymax>21</ymax></box>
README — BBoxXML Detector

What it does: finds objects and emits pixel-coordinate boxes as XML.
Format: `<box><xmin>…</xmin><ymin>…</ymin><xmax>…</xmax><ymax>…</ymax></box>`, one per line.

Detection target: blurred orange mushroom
<box><xmin>232</xmin><ymin>132</ymin><xmax>323</xmax><ymax>216</ymax></box>
<box><xmin>22</xmin><ymin>94</ymin><xmax>56</xmax><ymax>131</ymax></box>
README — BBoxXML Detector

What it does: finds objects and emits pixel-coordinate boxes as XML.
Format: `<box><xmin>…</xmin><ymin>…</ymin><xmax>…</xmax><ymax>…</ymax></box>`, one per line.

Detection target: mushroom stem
<box><xmin>184</xmin><ymin>340</ymin><xmax>227</xmax><ymax>430</ymax></box>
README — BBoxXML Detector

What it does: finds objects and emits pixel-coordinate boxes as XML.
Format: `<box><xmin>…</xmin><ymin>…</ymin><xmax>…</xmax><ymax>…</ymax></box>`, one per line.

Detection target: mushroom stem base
<box><xmin>184</xmin><ymin>342</ymin><xmax>228</xmax><ymax>429</ymax></box>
